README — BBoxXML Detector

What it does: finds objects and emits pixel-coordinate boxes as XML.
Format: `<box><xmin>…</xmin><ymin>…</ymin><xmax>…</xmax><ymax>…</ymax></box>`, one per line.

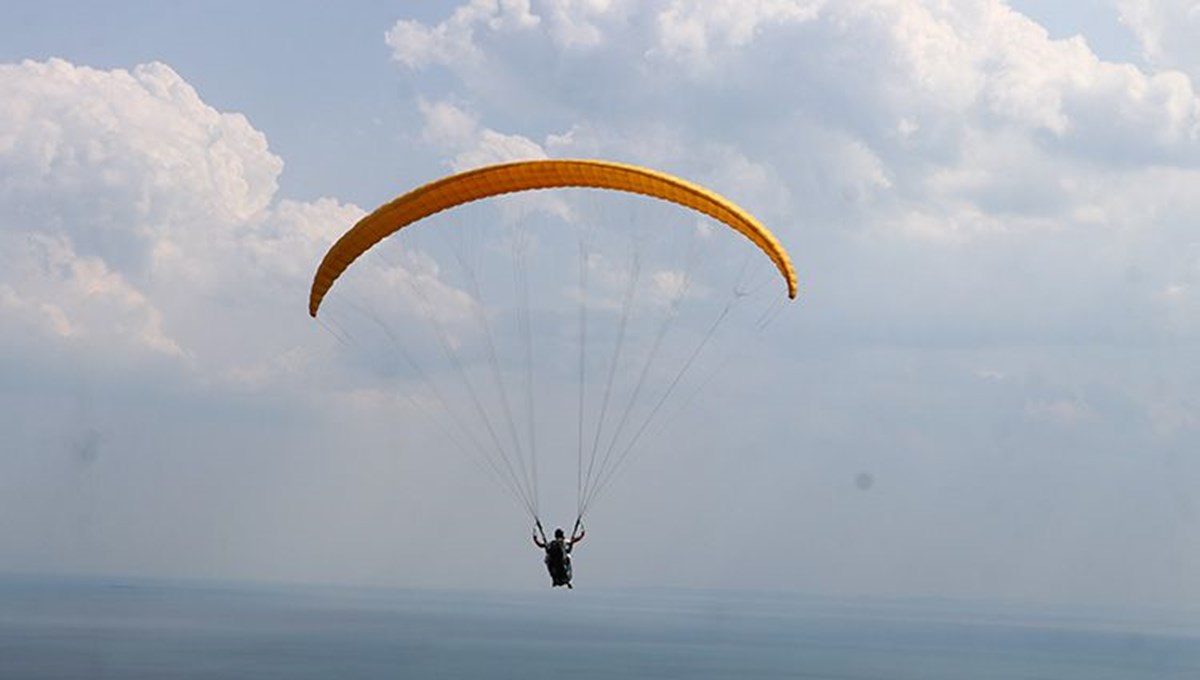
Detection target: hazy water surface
<box><xmin>1</xmin><ymin>577</ymin><xmax>1197</xmax><ymax>679</ymax></box>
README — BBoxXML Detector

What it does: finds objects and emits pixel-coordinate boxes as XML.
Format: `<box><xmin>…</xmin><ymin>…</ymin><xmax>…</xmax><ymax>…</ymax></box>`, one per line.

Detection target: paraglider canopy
<box><xmin>309</xmin><ymin>159</ymin><xmax>797</xmax><ymax>318</ymax></box>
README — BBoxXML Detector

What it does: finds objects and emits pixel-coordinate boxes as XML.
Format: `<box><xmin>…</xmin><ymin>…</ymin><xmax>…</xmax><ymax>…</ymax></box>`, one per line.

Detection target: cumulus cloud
<box><xmin>651</xmin><ymin>0</ymin><xmax>823</xmax><ymax>69</ymax></box>
<box><xmin>1118</xmin><ymin>0</ymin><xmax>1200</xmax><ymax>79</ymax></box>
<box><xmin>418</xmin><ymin>98</ymin><xmax>548</xmax><ymax>170</ymax></box>
<box><xmin>388</xmin><ymin>3</ymin><xmax>1199</xmax><ymax>277</ymax></box>
<box><xmin>388</xmin><ymin>1</ymin><xmax>1200</xmax><ymax>345</ymax></box>
<box><xmin>0</xmin><ymin>58</ymin><xmax>362</xmax><ymax>388</ymax></box>
<box><xmin>386</xmin><ymin>0</ymin><xmax>541</xmax><ymax>69</ymax></box>
<box><xmin>541</xmin><ymin>0</ymin><xmax>631</xmax><ymax>48</ymax></box>
<box><xmin>0</xmin><ymin>231</ymin><xmax>182</xmax><ymax>357</ymax></box>
<box><xmin>0</xmin><ymin>60</ymin><xmax>279</xmax><ymax>248</ymax></box>
<box><xmin>3</xmin><ymin>2</ymin><xmax>1197</xmax><ymax>600</ymax></box>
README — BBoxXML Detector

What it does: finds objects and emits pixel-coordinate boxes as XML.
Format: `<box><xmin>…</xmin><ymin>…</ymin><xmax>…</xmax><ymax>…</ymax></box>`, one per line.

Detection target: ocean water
<box><xmin>1</xmin><ymin>577</ymin><xmax>1198</xmax><ymax>679</ymax></box>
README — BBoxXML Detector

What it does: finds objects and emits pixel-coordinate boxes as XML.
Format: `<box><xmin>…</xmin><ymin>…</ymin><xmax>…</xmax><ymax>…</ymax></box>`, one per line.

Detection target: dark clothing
<box><xmin>544</xmin><ymin>538</ymin><xmax>573</xmax><ymax>586</ymax></box>
<box><xmin>533</xmin><ymin>527</ymin><xmax>585</xmax><ymax>588</ymax></box>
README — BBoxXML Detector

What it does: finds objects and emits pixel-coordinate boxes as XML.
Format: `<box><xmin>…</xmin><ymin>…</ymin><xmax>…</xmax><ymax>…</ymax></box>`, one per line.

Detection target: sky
<box><xmin>1</xmin><ymin>0</ymin><xmax>1199</xmax><ymax>610</ymax></box>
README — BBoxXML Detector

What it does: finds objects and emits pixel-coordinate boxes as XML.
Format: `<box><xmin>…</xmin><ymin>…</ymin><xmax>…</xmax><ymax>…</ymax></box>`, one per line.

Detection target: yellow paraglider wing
<box><xmin>309</xmin><ymin>159</ymin><xmax>797</xmax><ymax>317</ymax></box>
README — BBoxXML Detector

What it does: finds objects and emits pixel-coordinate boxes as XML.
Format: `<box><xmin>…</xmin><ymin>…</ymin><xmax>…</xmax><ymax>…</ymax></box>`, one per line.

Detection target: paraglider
<box><xmin>532</xmin><ymin>521</ymin><xmax>586</xmax><ymax>588</ymax></box>
<box><xmin>310</xmin><ymin>159</ymin><xmax>796</xmax><ymax>587</ymax></box>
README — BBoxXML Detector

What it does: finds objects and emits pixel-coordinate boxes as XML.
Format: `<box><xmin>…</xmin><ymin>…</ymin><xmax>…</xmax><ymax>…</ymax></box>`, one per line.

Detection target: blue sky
<box><xmin>2</xmin><ymin>1</ymin><xmax>1199</xmax><ymax>609</ymax></box>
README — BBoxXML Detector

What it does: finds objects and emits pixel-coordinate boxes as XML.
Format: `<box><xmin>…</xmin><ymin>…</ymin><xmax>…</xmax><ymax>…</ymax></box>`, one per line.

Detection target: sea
<box><xmin>1</xmin><ymin>576</ymin><xmax>1197</xmax><ymax>679</ymax></box>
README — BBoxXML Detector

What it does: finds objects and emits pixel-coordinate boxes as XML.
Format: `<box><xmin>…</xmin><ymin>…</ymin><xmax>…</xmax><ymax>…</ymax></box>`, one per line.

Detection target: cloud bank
<box><xmin>1</xmin><ymin>1</ymin><xmax>1198</xmax><ymax>603</ymax></box>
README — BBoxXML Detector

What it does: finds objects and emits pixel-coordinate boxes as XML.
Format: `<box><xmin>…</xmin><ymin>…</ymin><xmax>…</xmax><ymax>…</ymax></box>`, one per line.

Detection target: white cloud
<box><xmin>418</xmin><ymin>99</ymin><xmax>549</xmax><ymax>171</ymax></box>
<box><xmin>3</xmin><ymin>2</ymin><xmax>1198</xmax><ymax>602</ymax></box>
<box><xmin>540</xmin><ymin>0</ymin><xmax>632</xmax><ymax>49</ymax></box>
<box><xmin>0</xmin><ymin>58</ymin><xmax>360</xmax><ymax>386</ymax></box>
<box><xmin>382</xmin><ymin>1</ymin><xmax>1200</xmax><ymax>372</ymax></box>
<box><xmin>647</xmin><ymin>268</ymin><xmax>691</xmax><ymax>307</ymax></box>
<box><xmin>386</xmin><ymin>0</ymin><xmax>541</xmax><ymax>69</ymax></box>
<box><xmin>652</xmin><ymin>0</ymin><xmax>823</xmax><ymax>70</ymax></box>
<box><xmin>1118</xmin><ymin>0</ymin><xmax>1200</xmax><ymax>79</ymax></box>
<box><xmin>8</xmin><ymin>231</ymin><xmax>184</xmax><ymax>357</ymax></box>
<box><xmin>0</xmin><ymin>59</ymin><xmax>279</xmax><ymax>238</ymax></box>
<box><xmin>392</xmin><ymin>1</ymin><xmax>1200</xmax><ymax>251</ymax></box>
